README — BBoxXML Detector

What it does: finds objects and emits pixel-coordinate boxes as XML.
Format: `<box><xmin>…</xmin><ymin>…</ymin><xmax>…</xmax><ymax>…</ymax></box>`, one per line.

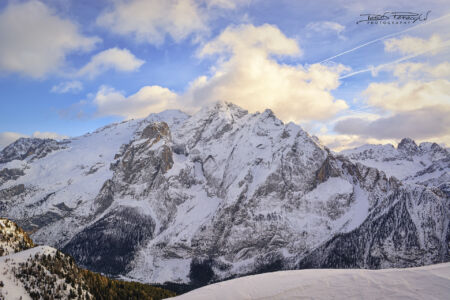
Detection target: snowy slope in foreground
<box><xmin>174</xmin><ymin>263</ymin><xmax>450</xmax><ymax>300</ymax></box>
<box><xmin>0</xmin><ymin>246</ymin><xmax>56</xmax><ymax>300</ymax></box>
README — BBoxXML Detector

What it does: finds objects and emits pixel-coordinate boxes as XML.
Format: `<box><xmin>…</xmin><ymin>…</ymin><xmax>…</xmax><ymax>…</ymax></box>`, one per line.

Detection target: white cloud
<box><xmin>31</xmin><ymin>131</ymin><xmax>69</xmax><ymax>140</ymax></box>
<box><xmin>384</xmin><ymin>34</ymin><xmax>447</xmax><ymax>56</ymax></box>
<box><xmin>317</xmin><ymin>134</ymin><xmax>398</xmax><ymax>152</ymax></box>
<box><xmin>0</xmin><ymin>132</ymin><xmax>28</xmax><ymax>149</ymax></box>
<box><xmin>89</xmin><ymin>24</ymin><xmax>349</xmax><ymax>123</ymax></box>
<box><xmin>93</xmin><ymin>85</ymin><xmax>178</xmax><ymax>119</ymax></box>
<box><xmin>97</xmin><ymin>0</ymin><xmax>207</xmax><ymax>45</ymax></box>
<box><xmin>51</xmin><ymin>81</ymin><xmax>83</xmax><ymax>94</ymax></box>
<box><xmin>202</xmin><ymin>0</ymin><xmax>250</xmax><ymax>9</ymax></box>
<box><xmin>383</xmin><ymin>62</ymin><xmax>450</xmax><ymax>80</ymax></box>
<box><xmin>0</xmin><ymin>131</ymin><xmax>69</xmax><ymax>149</ymax></box>
<box><xmin>366</xmin><ymin>36</ymin><xmax>450</xmax><ymax>114</ymax></box>
<box><xmin>0</xmin><ymin>0</ymin><xmax>99</xmax><ymax>78</ymax></box>
<box><xmin>77</xmin><ymin>48</ymin><xmax>145</xmax><ymax>79</ymax></box>
<box><xmin>198</xmin><ymin>23</ymin><xmax>301</xmax><ymax>57</ymax></box>
<box><xmin>363</xmin><ymin>79</ymin><xmax>450</xmax><ymax>112</ymax></box>
<box><xmin>306</xmin><ymin>21</ymin><xmax>345</xmax><ymax>37</ymax></box>
<box><xmin>187</xmin><ymin>24</ymin><xmax>348</xmax><ymax>122</ymax></box>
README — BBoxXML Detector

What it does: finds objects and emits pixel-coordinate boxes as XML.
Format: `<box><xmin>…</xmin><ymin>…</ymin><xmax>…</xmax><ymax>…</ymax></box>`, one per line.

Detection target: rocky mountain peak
<box><xmin>342</xmin><ymin>136</ymin><xmax>449</xmax><ymax>188</ymax></box>
<box><xmin>141</xmin><ymin>122</ymin><xmax>171</xmax><ymax>141</ymax></box>
<box><xmin>398</xmin><ymin>137</ymin><xmax>419</xmax><ymax>154</ymax></box>
<box><xmin>216</xmin><ymin>101</ymin><xmax>249</xmax><ymax>117</ymax></box>
<box><xmin>193</xmin><ymin>101</ymin><xmax>249</xmax><ymax>123</ymax></box>
<box><xmin>143</xmin><ymin>109</ymin><xmax>190</xmax><ymax>130</ymax></box>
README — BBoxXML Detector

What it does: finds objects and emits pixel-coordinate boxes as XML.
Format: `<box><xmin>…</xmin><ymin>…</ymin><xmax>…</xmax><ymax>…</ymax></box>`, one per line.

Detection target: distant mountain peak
<box><xmin>0</xmin><ymin>137</ymin><xmax>66</xmax><ymax>164</ymax></box>
<box><xmin>398</xmin><ymin>137</ymin><xmax>419</xmax><ymax>153</ymax></box>
<box><xmin>342</xmin><ymin>136</ymin><xmax>449</xmax><ymax>187</ymax></box>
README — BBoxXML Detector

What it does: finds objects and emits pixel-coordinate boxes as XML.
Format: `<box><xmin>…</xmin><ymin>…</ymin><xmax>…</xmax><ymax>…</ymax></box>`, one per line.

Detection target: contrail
<box><xmin>318</xmin><ymin>13</ymin><xmax>450</xmax><ymax>64</ymax></box>
<box><xmin>339</xmin><ymin>41</ymin><xmax>450</xmax><ymax>79</ymax></box>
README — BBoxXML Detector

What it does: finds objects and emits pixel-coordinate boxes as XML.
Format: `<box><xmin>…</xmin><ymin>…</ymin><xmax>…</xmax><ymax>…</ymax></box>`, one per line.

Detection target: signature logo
<box><xmin>357</xmin><ymin>11</ymin><xmax>430</xmax><ymax>24</ymax></box>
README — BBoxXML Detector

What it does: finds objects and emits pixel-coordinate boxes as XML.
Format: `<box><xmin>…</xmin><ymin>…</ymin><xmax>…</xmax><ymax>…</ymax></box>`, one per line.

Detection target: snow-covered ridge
<box><xmin>0</xmin><ymin>102</ymin><xmax>448</xmax><ymax>287</ymax></box>
<box><xmin>174</xmin><ymin>263</ymin><xmax>450</xmax><ymax>300</ymax></box>
<box><xmin>340</xmin><ymin>137</ymin><xmax>449</xmax><ymax>187</ymax></box>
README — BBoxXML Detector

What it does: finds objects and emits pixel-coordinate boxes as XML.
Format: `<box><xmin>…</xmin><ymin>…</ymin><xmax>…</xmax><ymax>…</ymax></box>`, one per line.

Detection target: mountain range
<box><xmin>0</xmin><ymin>102</ymin><xmax>448</xmax><ymax>290</ymax></box>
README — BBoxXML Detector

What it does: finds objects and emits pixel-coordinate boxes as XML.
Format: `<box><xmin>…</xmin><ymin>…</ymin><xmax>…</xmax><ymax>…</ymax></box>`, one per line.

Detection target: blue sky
<box><xmin>0</xmin><ymin>0</ymin><xmax>449</xmax><ymax>150</ymax></box>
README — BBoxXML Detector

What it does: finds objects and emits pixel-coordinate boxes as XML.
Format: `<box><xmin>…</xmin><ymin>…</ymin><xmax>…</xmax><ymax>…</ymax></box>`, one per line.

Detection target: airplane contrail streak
<box><xmin>339</xmin><ymin>41</ymin><xmax>450</xmax><ymax>79</ymax></box>
<box><xmin>317</xmin><ymin>13</ymin><xmax>450</xmax><ymax>64</ymax></box>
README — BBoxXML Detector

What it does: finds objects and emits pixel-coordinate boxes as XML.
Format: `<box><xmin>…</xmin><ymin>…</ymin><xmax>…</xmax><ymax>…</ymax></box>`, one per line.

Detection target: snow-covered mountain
<box><xmin>173</xmin><ymin>263</ymin><xmax>450</xmax><ymax>300</ymax></box>
<box><xmin>341</xmin><ymin>138</ymin><xmax>449</xmax><ymax>188</ymax></box>
<box><xmin>0</xmin><ymin>102</ymin><xmax>448</xmax><ymax>288</ymax></box>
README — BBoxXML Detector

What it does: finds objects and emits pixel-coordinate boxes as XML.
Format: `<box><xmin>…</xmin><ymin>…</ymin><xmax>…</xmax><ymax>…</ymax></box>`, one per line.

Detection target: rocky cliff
<box><xmin>0</xmin><ymin>102</ymin><xmax>448</xmax><ymax>288</ymax></box>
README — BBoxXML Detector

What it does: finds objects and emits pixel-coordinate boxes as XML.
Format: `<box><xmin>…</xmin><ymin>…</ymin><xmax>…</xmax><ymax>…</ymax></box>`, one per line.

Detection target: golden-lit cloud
<box><xmin>319</xmin><ymin>131</ymin><xmax>450</xmax><ymax>152</ymax></box>
<box><xmin>92</xmin><ymin>24</ymin><xmax>349</xmax><ymax>123</ymax></box>
<box><xmin>93</xmin><ymin>85</ymin><xmax>178</xmax><ymax>119</ymax></box>
<box><xmin>386</xmin><ymin>62</ymin><xmax>450</xmax><ymax>80</ymax></box>
<box><xmin>186</xmin><ymin>24</ymin><xmax>349</xmax><ymax>122</ymax></box>
<box><xmin>317</xmin><ymin>134</ymin><xmax>398</xmax><ymax>152</ymax></box>
<box><xmin>328</xmin><ymin>33</ymin><xmax>450</xmax><ymax>151</ymax></box>
<box><xmin>363</xmin><ymin>79</ymin><xmax>450</xmax><ymax>112</ymax></box>
<box><xmin>384</xmin><ymin>34</ymin><xmax>447</xmax><ymax>56</ymax></box>
<box><xmin>198</xmin><ymin>23</ymin><xmax>301</xmax><ymax>57</ymax></box>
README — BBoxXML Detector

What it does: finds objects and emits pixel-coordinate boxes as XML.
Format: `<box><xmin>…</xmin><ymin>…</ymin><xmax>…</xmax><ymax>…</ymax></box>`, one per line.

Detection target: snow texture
<box><xmin>173</xmin><ymin>263</ymin><xmax>450</xmax><ymax>300</ymax></box>
<box><xmin>0</xmin><ymin>102</ymin><xmax>448</xmax><ymax>285</ymax></box>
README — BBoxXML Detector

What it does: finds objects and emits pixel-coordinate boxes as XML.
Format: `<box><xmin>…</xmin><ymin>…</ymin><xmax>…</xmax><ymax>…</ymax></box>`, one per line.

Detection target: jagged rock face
<box><xmin>0</xmin><ymin>103</ymin><xmax>448</xmax><ymax>287</ymax></box>
<box><xmin>397</xmin><ymin>137</ymin><xmax>420</xmax><ymax>155</ymax></box>
<box><xmin>0</xmin><ymin>168</ymin><xmax>25</xmax><ymax>185</ymax></box>
<box><xmin>0</xmin><ymin>138</ymin><xmax>67</xmax><ymax>164</ymax></box>
<box><xmin>341</xmin><ymin>138</ymin><xmax>450</xmax><ymax>187</ymax></box>
<box><xmin>298</xmin><ymin>185</ymin><xmax>449</xmax><ymax>269</ymax></box>
<box><xmin>92</xmin><ymin>121</ymin><xmax>174</xmax><ymax>216</ymax></box>
<box><xmin>0</xmin><ymin>184</ymin><xmax>25</xmax><ymax>199</ymax></box>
